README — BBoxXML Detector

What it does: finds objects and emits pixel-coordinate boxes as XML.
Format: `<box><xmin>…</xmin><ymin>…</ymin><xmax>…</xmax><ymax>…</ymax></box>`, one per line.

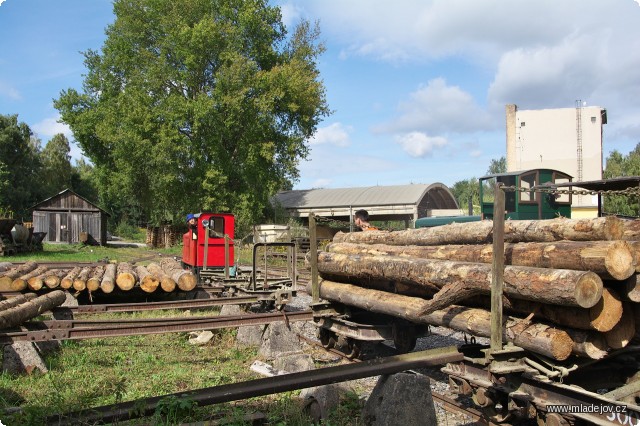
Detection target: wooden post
<box><xmin>310</xmin><ymin>213</ymin><xmax>319</xmax><ymax>304</ymax></box>
<box><xmin>490</xmin><ymin>184</ymin><xmax>506</xmax><ymax>352</ymax></box>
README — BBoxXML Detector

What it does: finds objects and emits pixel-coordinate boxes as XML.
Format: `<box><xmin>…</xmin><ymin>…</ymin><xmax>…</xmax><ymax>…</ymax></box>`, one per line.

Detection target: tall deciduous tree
<box><xmin>0</xmin><ymin>114</ymin><xmax>43</xmax><ymax>218</ymax></box>
<box><xmin>603</xmin><ymin>143</ymin><xmax>640</xmax><ymax>217</ymax></box>
<box><xmin>41</xmin><ymin>133</ymin><xmax>73</xmax><ymax>196</ymax></box>
<box><xmin>55</xmin><ymin>0</ymin><xmax>329</xmax><ymax>231</ymax></box>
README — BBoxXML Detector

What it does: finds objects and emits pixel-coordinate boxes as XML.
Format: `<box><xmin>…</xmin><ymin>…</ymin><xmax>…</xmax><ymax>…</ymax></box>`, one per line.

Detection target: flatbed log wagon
<box><xmin>308</xmin><ymin>173</ymin><xmax>640</xmax><ymax>425</ymax></box>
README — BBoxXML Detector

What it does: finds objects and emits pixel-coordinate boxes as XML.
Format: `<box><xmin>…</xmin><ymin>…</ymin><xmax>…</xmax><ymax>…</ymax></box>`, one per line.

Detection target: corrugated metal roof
<box><xmin>275</xmin><ymin>184</ymin><xmax>448</xmax><ymax>209</ymax></box>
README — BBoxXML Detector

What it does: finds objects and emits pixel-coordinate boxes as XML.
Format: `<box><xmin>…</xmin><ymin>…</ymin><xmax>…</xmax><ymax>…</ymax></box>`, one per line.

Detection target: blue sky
<box><xmin>2</xmin><ymin>0</ymin><xmax>640</xmax><ymax>191</ymax></box>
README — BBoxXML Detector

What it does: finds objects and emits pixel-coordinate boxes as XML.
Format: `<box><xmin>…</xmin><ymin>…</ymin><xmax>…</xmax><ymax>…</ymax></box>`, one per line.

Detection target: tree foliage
<box><xmin>449</xmin><ymin>157</ymin><xmax>506</xmax><ymax>215</ymax></box>
<box><xmin>55</xmin><ymin>0</ymin><xmax>329</xmax><ymax>232</ymax></box>
<box><xmin>603</xmin><ymin>143</ymin><xmax>640</xmax><ymax>217</ymax></box>
<box><xmin>41</xmin><ymin>133</ymin><xmax>73</xmax><ymax>196</ymax></box>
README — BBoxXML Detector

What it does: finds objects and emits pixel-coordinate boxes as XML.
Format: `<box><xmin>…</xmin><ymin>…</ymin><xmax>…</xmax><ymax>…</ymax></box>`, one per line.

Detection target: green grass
<box><xmin>8</xmin><ymin>243</ymin><xmax>182</xmax><ymax>263</ymax></box>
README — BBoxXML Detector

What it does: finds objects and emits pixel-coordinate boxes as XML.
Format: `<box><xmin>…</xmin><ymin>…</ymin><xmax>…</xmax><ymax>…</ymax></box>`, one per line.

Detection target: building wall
<box><xmin>506</xmin><ymin>104</ymin><xmax>605</xmax><ymax>212</ymax></box>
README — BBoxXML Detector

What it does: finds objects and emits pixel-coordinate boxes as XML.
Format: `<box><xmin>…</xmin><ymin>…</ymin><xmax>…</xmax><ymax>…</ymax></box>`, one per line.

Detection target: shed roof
<box><xmin>31</xmin><ymin>188</ymin><xmax>110</xmax><ymax>216</ymax></box>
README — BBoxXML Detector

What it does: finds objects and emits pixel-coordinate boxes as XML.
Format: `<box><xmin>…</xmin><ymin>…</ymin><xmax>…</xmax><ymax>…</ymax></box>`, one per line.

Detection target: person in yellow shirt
<box><xmin>354</xmin><ymin>209</ymin><xmax>378</xmax><ymax>231</ymax></box>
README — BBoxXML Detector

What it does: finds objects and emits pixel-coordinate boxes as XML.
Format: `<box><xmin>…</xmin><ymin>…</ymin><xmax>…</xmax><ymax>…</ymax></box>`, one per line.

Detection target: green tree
<box><xmin>487</xmin><ymin>156</ymin><xmax>507</xmax><ymax>175</ymax></box>
<box><xmin>41</xmin><ymin>133</ymin><xmax>73</xmax><ymax>196</ymax></box>
<box><xmin>450</xmin><ymin>177</ymin><xmax>480</xmax><ymax>215</ymax></box>
<box><xmin>70</xmin><ymin>158</ymin><xmax>99</xmax><ymax>202</ymax></box>
<box><xmin>55</xmin><ymin>0</ymin><xmax>329</xmax><ymax>232</ymax></box>
<box><xmin>603</xmin><ymin>143</ymin><xmax>640</xmax><ymax>216</ymax></box>
<box><xmin>0</xmin><ymin>114</ymin><xmax>44</xmax><ymax>218</ymax></box>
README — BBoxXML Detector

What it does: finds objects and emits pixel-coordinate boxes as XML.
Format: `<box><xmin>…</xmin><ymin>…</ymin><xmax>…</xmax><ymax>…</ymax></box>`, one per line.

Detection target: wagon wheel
<box><xmin>392</xmin><ymin>323</ymin><xmax>417</xmax><ymax>354</ymax></box>
<box><xmin>344</xmin><ymin>338</ymin><xmax>362</xmax><ymax>360</ymax></box>
<box><xmin>318</xmin><ymin>328</ymin><xmax>336</xmax><ymax>350</ymax></box>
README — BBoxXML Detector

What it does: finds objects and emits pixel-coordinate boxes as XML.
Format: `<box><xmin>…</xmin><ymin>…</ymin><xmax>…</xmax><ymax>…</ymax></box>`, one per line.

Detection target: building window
<box><xmin>591</xmin><ymin>116</ymin><xmax>596</xmax><ymax>123</ymax></box>
<box><xmin>520</xmin><ymin>121</ymin><xmax>526</xmax><ymax>127</ymax></box>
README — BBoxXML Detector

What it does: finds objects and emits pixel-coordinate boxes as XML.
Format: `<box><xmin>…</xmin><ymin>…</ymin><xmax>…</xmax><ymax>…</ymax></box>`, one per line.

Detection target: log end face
<box><xmin>177</xmin><ymin>274</ymin><xmax>197</xmax><ymax>291</ymax></box>
<box><xmin>551</xmin><ymin>332</ymin><xmax>574</xmax><ymax>361</ymax></box>
<box><xmin>574</xmin><ymin>272</ymin><xmax>603</xmax><ymax>308</ymax></box>
<box><xmin>606</xmin><ymin>242</ymin><xmax>636</xmax><ymax>280</ymax></box>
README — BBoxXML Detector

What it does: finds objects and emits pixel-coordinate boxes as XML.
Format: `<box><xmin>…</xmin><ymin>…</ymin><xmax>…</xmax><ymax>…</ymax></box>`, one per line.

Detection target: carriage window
<box><xmin>520</xmin><ymin>172</ymin><xmax>537</xmax><ymax>203</ymax></box>
<box><xmin>206</xmin><ymin>217</ymin><xmax>225</xmax><ymax>238</ymax></box>
<box><xmin>553</xmin><ymin>174</ymin><xmax>571</xmax><ymax>204</ymax></box>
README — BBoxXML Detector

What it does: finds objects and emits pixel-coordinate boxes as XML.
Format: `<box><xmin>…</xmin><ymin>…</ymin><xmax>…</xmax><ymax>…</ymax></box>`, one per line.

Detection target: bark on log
<box><xmin>614</xmin><ymin>275</ymin><xmax>640</xmax><ymax>303</ymax></box>
<box><xmin>159</xmin><ymin>258</ymin><xmax>196</xmax><ymax>291</ymax></box>
<box><xmin>116</xmin><ymin>262</ymin><xmax>138</xmax><ymax>291</ymax></box>
<box><xmin>44</xmin><ymin>269</ymin><xmax>68</xmax><ymax>289</ymax></box>
<box><xmin>589</xmin><ymin>288</ymin><xmax>623</xmax><ymax>332</ymax></box>
<box><xmin>27</xmin><ymin>270</ymin><xmax>50</xmax><ymax>291</ymax></box>
<box><xmin>0</xmin><ymin>290</ymin><xmax>66</xmax><ymax>329</ymax></box>
<box><xmin>100</xmin><ymin>264</ymin><xmax>117</xmax><ymax>294</ymax></box>
<box><xmin>327</xmin><ymin>240</ymin><xmax>636</xmax><ymax>281</ymax></box>
<box><xmin>0</xmin><ymin>262</ymin><xmax>12</xmax><ymax>273</ymax></box>
<box><xmin>73</xmin><ymin>267</ymin><xmax>92</xmax><ymax>291</ymax></box>
<box><xmin>622</xmin><ymin>219</ymin><xmax>640</xmax><ymax>241</ymax></box>
<box><xmin>12</xmin><ymin>266</ymin><xmax>49</xmax><ymax>291</ymax></box>
<box><xmin>605</xmin><ymin>302</ymin><xmax>636</xmax><ymax>349</ymax></box>
<box><xmin>333</xmin><ymin>217</ymin><xmax>623</xmax><ymax>246</ymax></box>
<box><xmin>316</xmin><ymin>251</ymin><xmax>603</xmax><ymax>312</ymax></box>
<box><xmin>87</xmin><ymin>266</ymin><xmax>105</xmax><ymax>292</ymax></box>
<box><xmin>61</xmin><ymin>267</ymin><xmax>82</xmax><ymax>290</ymax></box>
<box><xmin>146</xmin><ymin>262</ymin><xmax>176</xmax><ymax>293</ymax></box>
<box><xmin>316</xmin><ymin>279</ymin><xmax>574</xmax><ymax>360</ymax></box>
<box><xmin>0</xmin><ymin>261</ymin><xmax>37</xmax><ymax>290</ymax></box>
<box><xmin>135</xmin><ymin>265</ymin><xmax>159</xmax><ymax>293</ymax></box>
<box><xmin>0</xmin><ymin>293</ymin><xmax>37</xmax><ymax>312</ymax></box>
<box><xmin>628</xmin><ymin>242</ymin><xmax>640</xmax><ymax>273</ymax></box>
<box><xmin>564</xmin><ymin>329</ymin><xmax>608</xmax><ymax>360</ymax></box>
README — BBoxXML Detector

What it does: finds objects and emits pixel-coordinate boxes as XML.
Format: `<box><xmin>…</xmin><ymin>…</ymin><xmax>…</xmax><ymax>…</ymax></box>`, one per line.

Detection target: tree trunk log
<box><xmin>0</xmin><ymin>261</ymin><xmax>37</xmax><ymax>290</ymax></box>
<box><xmin>44</xmin><ymin>269</ymin><xmax>68</xmax><ymax>289</ymax></box>
<box><xmin>12</xmin><ymin>266</ymin><xmax>49</xmax><ymax>291</ymax></box>
<box><xmin>27</xmin><ymin>270</ymin><xmax>50</xmax><ymax>291</ymax></box>
<box><xmin>327</xmin><ymin>240</ymin><xmax>636</xmax><ymax>281</ymax></box>
<box><xmin>589</xmin><ymin>288</ymin><xmax>623</xmax><ymax>332</ymax></box>
<box><xmin>135</xmin><ymin>265</ymin><xmax>159</xmax><ymax>293</ymax></box>
<box><xmin>0</xmin><ymin>290</ymin><xmax>67</xmax><ymax>329</ymax></box>
<box><xmin>61</xmin><ymin>267</ymin><xmax>82</xmax><ymax>290</ymax></box>
<box><xmin>0</xmin><ymin>293</ymin><xmax>37</xmax><ymax>312</ymax></box>
<box><xmin>160</xmin><ymin>258</ymin><xmax>196</xmax><ymax>291</ymax></box>
<box><xmin>564</xmin><ymin>329</ymin><xmax>608</xmax><ymax>360</ymax></box>
<box><xmin>622</xmin><ymin>219</ymin><xmax>640</xmax><ymax>241</ymax></box>
<box><xmin>317</xmin><ymin>279</ymin><xmax>574</xmax><ymax>360</ymax></box>
<box><xmin>87</xmin><ymin>266</ymin><xmax>105</xmax><ymax>292</ymax></box>
<box><xmin>605</xmin><ymin>302</ymin><xmax>636</xmax><ymax>349</ymax></box>
<box><xmin>73</xmin><ymin>267</ymin><xmax>92</xmax><ymax>292</ymax></box>
<box><xmin>316</xmin><ymin>251</ymin><xmax>603</xmax><ymax>312</ymax></box>
<box><xmin>100</xmin><ymin>264</ymin><xmax>117</xmax><ymax>294</ymax></box>
<box><xmin>116</xmin><ymin>262</ymin><xmax>138</xmax><ymax>291</ymax></box>
<box><xmin>146</xmin><ymin>262</ymin><xmax>176</xmax><ymax>292</ymax></box>
<box><xmin>0</xmin><ymin>262</ymin><xmax>12</xmax><ymax>273</ymax></box>
<box><xmin>333</xmin><ymin>217</ymin><xmax>623</xmax><ymax>246</ymax></box>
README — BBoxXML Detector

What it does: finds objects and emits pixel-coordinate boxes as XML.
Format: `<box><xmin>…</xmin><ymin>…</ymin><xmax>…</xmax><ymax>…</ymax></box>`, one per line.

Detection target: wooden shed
<box><xmin>31</xmin><ymin>189</ymin><xmax>110</xmax><ymax>245</ymax></box>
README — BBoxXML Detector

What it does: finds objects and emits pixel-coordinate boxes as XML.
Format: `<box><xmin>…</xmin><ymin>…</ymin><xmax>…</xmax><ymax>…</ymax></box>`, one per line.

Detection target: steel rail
<box><xmin>51</xmin><ymin>295</ymin><xmax>258</xmax><ymax>314</ymax></box>
<box><xmin>0</xmin><ymin>310</ymin><xmax>313</xmax><ymax>344</ymax></box>
<box><xmin>47</xmin><ymin>346</ymin><xmax>463</xmax><ymax>425</ymax></box>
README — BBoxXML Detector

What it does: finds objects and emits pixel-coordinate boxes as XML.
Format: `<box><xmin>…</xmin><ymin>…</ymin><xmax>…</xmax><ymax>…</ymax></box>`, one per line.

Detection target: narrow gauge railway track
<box><xmin>296</xmin><ymin>333</ymin><xmax>494</xmax><ymax>425</ymax></box>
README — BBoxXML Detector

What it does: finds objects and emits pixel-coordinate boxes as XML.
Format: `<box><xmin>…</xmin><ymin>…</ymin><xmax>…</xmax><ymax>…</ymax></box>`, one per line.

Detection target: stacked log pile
<box><xmin>0</xmin><ymin>260</ymin><xmax>197</xmax><ymax>295</ymax></box>
<box><xmin>0</xmin><ymin>290</ymin><xmax>66</xmax><ymax>329</ymax></box>
<box><xmin>314</xmin><ymin>216</ymin><xmax>640</xmax><ymax>361</ymax></box>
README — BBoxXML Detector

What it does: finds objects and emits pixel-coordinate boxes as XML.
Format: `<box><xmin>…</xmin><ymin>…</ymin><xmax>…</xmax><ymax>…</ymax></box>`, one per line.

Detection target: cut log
<box><xmin>146</xmin><ymin>262</ymin><xmax>176</xmax><ymax>292</ymax></box>
<box><xmin>135</xmin><ymin>265</ymin><xmax>159</xmax><ymax>293</ymax></box>
<box><xmin>0</xmin><ymin>293</ymin><xmax>37</xmax><ymax>312</ymax></box>
<box><xmin>0</xmin><ymin>290</ymin><xmax>66</xmax><ymax>329</ymax></box>
<box><xmin>0</xmin><ymin>261</ymin><xmax>38</xmax><ymax>290</ymax></box>
<box><xmin>0</xmin><ymin>262</ymin><xmax>12</xmax><ymax>273</ymax></box>
<box><xmin>333</xmin><ymin>217</ymin><xmax>623</xmax><ymax>246</ymax></box>
<box><xmin>316</xmin><ymin>252</ymin><xmax>603</xmax><ymax>311</ymax></box>
<box><xmin>316</xmin><ymin>280</ymin><xmax>573</xmax><ymax>360</ymax></box>
<box><xmin>589</xmin><ymin>288</ymin><xmax>623</xmax><ymax>332</ymax></box>
<box><xmin>622</xmin><ymin>219</ymin><xmax>640</xmax><ymax>241</ymax></box>
<box><xmin>44</xmin><ymin>269</ymin><xmax>68</xmax><ymax>289</ymax></box>
<box><xmin>628</xmin><ymin>242</ymin><xmax>640</xmax><ymax>273</ymax></box>
<box><xmin>73</xmin><ymin>267</ymin><xmax>92</xmax><ymax>292</ymax></box>
<box><xmin>87</xmin><ymin>266</ymin><xmax>105</xmax><ymax>292</ymax></box>
<box><xmin>100</xmin><ymin>264</ymin><xmax>117</xmax><ymax>294</ymax></box>
<box><xmin>159</xmin><ymin>258</ymin><xmax>196</xmax><ymax>291</ymax></box>
<box><xmin>12</xmin><ymin>266</ymin><xmax>49</xmax><ymax>292</ymax></box>
<box><xmin>615</xmin><ymin>275</ymin><xmax>640</xmax><ymax>303</ymax></box>
<box><xmin>605</xmin><ymin>302</ymin><xmax>636</xmax><ymax>349</ymax></box>
<box><xmin>116</xmin><ymin>262</ymin><xmax>138</xmax><ymax>291</ymax></box>
<box><xmin>327</xmin><ymin>240</ymin><xmax>636</xmax><ymax>281</ymax></box>
<box><xmin>27</xmin><ymin>270</ymin><xmax>51</xmax><ymax>291</ymax></box>
<box><xmin>564</xmin><ymin>329</ymin><xmax>608</xmax><ymax>359</ymax></box>
<box><xmin>61</xmin><ymin>267</ymin><xmax>82</xmax><ymax>290</ymax></box>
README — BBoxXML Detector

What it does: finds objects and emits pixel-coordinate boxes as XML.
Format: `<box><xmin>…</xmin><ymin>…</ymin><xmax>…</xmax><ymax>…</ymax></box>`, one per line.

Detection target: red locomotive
<box><xmin>182</xmin><ymin>212</ymin><xmax>235</xmax><ymax>276</ymax></box>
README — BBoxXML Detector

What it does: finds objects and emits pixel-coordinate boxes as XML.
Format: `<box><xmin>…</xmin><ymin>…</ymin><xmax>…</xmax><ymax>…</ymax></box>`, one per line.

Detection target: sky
<box><xmin>1</xmin><ymin>0</ymin><xmax>640</xmax><ymax>191</ymax></box>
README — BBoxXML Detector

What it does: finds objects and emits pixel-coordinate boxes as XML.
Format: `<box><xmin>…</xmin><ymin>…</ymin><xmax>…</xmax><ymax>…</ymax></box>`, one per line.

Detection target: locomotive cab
<box><xmin>182</xmin><ymin>213</ymin><xmax>235</xmax><ymax>278</ymax></box>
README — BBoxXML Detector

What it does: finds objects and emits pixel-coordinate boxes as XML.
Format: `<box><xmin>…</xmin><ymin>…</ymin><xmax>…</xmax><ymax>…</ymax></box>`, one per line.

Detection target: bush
<box><xmin>113</xmin><ymin>221</ymin><xmax>146</xmax><ymax>242</ymax></box>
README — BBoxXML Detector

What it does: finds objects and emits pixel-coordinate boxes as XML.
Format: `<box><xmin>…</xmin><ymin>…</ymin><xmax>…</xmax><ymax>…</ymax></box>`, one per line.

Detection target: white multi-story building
<box><xmin>505</xmin><ymin>103</ymin><xmax>607</xmax><ymax>218</ymax></box>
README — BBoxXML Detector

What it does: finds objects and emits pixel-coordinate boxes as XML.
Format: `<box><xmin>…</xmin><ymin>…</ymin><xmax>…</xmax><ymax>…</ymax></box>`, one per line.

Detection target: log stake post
<box><xmin>310</xmin><ymin>213</ymin><xmax>320</xmax><ymax>304</ymax></box>
<box><xmin>224</xmin><ymin>234</ymin><xmax>230</xmax><ymax>279</ymax></box>
<box><xmin>490</xmin><ymin>184</ymin><xmax>506</xmax><ymax>353</ymax></box>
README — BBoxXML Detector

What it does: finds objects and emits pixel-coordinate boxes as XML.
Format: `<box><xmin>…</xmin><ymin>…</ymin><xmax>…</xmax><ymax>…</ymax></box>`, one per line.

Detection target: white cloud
<box><xmin>395</xmin><ymin>131</ymin><xmax>447</xmax><ymax>158</ymax></box>
<box><xmin>378</xmin><ymin>78</ymin><xmax>494</xmax><ymax>135</ymax></box>
<box><xmin>0</xmin><ymin>81</ymin><xmax>21</xmax><ymax>100</ymax></box>
<box><xmin>309</xmin><ymin>122</ymin><xmax>352</xmax><ymax>147</ymax></box>
<box><xmin>32</xmin><ymin>116</ymin><xmax>73</xmax><ymax>140</ymax></box>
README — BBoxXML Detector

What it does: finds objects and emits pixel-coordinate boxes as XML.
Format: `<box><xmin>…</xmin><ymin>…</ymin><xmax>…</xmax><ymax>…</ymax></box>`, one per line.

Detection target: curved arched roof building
<box><xmin>273</xmin><ymin>183</ymin><xmax>460</xmax><ymax>223</ymax></box>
